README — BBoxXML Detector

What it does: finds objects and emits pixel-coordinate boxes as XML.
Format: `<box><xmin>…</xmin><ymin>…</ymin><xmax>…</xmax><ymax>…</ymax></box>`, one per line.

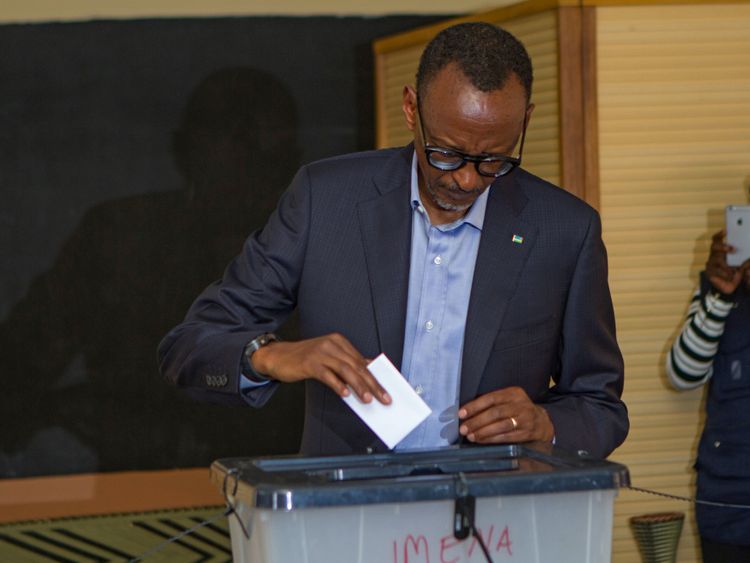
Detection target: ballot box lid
<box><xmin>210</xmin><ymin>443</ymin><xmax>629</xmax><ymax>511</ymax></box>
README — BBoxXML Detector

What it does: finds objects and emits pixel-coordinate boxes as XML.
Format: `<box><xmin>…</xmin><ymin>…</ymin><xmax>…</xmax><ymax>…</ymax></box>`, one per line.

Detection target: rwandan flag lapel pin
<box><xmin>511</xmin><ymin>234</ymin><xmax>524</xmax><ymax>244</ymax></box>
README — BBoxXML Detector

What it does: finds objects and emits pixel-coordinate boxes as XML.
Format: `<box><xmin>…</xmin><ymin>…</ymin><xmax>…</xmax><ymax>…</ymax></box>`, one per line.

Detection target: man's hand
<box><xmin>706</xmin><ymin>229</ymin><xmax>750</xmax><ymax>294</ymax></box>
<box><xmin>458</xmin><ymin>387</ymin><xmax>554</xmax><ymax>444</ymax></box>
<box><xmin>251</xmin><ymin>333</ymin><xmax>391</xmax><ymax>405</ymax></box>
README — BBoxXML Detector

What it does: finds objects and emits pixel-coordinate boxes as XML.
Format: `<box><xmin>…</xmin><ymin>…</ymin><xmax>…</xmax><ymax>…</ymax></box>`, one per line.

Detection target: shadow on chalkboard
<box><xmin>0</xmin><ymin>67</ymin><xmax>305</xmax><ymax>477</ymax></box>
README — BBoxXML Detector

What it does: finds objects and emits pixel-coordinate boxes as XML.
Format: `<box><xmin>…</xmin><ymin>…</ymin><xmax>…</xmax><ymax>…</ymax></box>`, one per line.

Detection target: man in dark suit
<box><xmin>159</xmin><ymin>22</ymin><xmax>628</xmax><ymax>459</ymax></box>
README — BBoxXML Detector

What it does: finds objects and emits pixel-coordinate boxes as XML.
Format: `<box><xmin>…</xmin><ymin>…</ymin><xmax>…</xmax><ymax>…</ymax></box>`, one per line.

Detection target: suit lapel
<box><xmin>357</xmin><ymin>147</ymin><xmax>413</xmax><ymax>369</ymax></box>
<box><xmin>460</xmin><ymin>172</ymin><xmax>537</xmax><ymax>404</ymax></box>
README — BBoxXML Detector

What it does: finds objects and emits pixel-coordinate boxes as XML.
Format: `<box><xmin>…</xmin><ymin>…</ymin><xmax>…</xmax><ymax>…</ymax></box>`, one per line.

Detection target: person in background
<box><xmin>667</xmin><ymin>229</ymin><xmax>750</xmax><ymax>562</ymax></box>
<box><xmin>159</xmin><ymin>22</ymin><xmax>628</xmax><ymax>459</ymax></box>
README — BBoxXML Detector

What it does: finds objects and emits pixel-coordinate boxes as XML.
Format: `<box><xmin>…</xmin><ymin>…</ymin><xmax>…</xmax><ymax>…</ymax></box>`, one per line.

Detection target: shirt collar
<box><xmin>409</xmin><ymin>151</ymin><xmax>488</xmax><ymax>231</ymax></box>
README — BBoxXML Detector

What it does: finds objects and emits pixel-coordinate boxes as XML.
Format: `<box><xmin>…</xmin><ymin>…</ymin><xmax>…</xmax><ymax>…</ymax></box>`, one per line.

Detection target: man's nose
<box><xmin>451</xmin><ymin>164</ymin><xmax>485</xmax><ymax>192</ymax></box>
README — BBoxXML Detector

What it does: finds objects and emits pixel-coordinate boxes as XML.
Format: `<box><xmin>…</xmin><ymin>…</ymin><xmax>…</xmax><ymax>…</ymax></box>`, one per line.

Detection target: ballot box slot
<box><xmin>247</xmin><ymin>444</ymin><xmax>520</xmax><ymax>480</ymax></box>
<box><xmin>308</xmin><ymin>458</ymin><xmax>519</xmax><ymax>481</ymax></box>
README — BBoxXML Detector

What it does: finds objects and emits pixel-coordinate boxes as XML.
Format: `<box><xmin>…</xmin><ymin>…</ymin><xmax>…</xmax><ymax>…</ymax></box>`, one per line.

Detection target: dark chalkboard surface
<box><xmin>0</xmin><ymin>15</ymin><xmax>447</xmax><ymax>478</ymax></box>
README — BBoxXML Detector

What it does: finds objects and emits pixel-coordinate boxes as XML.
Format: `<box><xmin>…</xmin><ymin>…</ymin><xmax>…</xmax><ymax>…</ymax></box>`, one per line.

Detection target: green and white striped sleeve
<box><xmin>666</xmin><ymin>286</ymin><xmax>734</xmax><ymax>390</ymax></box>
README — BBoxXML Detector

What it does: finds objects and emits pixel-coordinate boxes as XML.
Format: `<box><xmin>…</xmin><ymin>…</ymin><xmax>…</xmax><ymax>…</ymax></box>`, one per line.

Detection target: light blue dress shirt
<box><xmin>397</xmin><ymin>153</ymin><xmax>487</xmax><ymax>449</ymax></box>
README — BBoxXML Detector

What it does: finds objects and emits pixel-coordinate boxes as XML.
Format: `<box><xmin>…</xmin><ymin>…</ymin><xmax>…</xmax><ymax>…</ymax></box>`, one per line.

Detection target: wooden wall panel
<box><xmin>558</xmin><ymin>6</ymin><xmax>600</xmax><ymax>204</ymax></box>
<box><xmin>597</xmin><ymin>4</ymin><xmax>750</xmax><ymax>562</ymax></box>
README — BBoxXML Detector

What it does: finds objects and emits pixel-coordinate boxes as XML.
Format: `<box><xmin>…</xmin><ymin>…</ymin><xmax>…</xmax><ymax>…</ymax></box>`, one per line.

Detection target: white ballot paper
<box><xmin>342</xmin><ymin>353</ymin><xmax>431</xmax><ymax>449</ymax></box>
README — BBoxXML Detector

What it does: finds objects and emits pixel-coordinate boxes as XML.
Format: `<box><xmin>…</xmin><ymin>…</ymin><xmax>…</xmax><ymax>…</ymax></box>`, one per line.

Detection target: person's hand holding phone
<box><xmin>706</xmin><ymin>230</ymin><xmax>750</xmax><ymax>294</ymax></box>
<box><xmin>726</xmin><ymin>205</ymin><xmax>750</xmax><ymax>267</ymax></box>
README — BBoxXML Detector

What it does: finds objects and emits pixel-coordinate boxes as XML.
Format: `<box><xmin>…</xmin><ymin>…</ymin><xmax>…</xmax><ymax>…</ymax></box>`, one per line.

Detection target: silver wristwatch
<box><xmin>242</xmin><ymin>333</ymin><xmax>280</xmax><ymax>382</ymax></box>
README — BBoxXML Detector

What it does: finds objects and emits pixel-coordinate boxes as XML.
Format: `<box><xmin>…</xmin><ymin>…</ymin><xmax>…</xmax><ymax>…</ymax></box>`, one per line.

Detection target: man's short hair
<box><xmin>416</xmin><ymin>22</ymin><xmax>533</xmax><ymax>102</ymax></box>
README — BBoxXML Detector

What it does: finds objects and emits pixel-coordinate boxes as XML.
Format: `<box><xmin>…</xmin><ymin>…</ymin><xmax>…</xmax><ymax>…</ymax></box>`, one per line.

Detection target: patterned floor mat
<box><xmin>0</xmin><ymin>506</ymin><xmax>231</xmax><ymax>562</ymax></box>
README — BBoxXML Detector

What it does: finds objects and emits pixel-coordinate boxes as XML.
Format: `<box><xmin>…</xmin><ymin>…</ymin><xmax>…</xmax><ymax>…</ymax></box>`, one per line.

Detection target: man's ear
<box><xmin>402</xmin><ymin>85</ymin><xmax>418</xmax><ymax>132</ymax></box>
<box><xmin>525</xmin><ymin>102</ymin><xmax>535</xmax><ymax>126</ymax></box>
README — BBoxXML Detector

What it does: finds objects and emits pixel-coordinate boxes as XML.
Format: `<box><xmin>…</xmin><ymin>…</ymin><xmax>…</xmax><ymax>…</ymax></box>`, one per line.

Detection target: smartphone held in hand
<box><xmin>726</xmin><ymin>205</ymin><xmax>750</xmax><ymax>267</ymax></box>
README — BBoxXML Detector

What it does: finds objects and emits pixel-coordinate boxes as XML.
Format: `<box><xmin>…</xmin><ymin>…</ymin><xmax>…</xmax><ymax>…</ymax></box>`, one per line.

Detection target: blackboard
<box><xmin>0</xmin><ymin>15</ymin><xmax>446</xmax><ymax>477</ymax></box>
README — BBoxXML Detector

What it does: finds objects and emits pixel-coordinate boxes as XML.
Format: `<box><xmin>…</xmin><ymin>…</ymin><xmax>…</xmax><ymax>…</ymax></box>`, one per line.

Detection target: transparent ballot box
<box><xmin>210</xmin><ymin>443</ymin><xmax>629</xmax><ymax>563</ymax></box>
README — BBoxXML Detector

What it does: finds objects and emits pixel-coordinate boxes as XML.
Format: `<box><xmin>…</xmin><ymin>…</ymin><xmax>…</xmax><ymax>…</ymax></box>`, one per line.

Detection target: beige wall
<box><xmin>1</xmin><ymin>0</ymin><xmax>516</xmax><ymax>23</ymax></box>
<box><xmin>597</xmin><ymin>4</ymin><xmax>750</xmax><ymax>561</ymax></box>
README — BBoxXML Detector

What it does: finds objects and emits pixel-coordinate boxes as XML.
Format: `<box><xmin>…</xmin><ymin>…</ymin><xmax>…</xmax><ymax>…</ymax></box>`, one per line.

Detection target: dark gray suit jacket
<box><xmin>158</xmin><ymin>145</ymin><xmax>628</xmax><ymax>459</ymax></box>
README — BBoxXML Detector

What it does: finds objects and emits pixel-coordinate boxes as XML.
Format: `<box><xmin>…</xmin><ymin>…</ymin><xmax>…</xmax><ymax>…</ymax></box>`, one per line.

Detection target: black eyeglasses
<box><xmin>416</xmin><ymin>99</ymin><xmax>527</xmax><ymax>178</ymax></box>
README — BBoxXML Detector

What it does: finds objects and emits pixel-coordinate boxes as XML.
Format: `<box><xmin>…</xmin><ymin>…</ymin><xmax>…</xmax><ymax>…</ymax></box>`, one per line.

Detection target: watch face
<box><xmin>249</xmin><ymin>333</ymin><xmax>278</xmax><ymax>354</ymax></box>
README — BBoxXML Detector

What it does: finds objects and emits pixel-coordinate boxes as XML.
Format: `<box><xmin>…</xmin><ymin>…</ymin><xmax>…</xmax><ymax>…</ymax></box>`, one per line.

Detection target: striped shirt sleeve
<box><xmin>666</xmin><ymin>286</ymin><xmax>735</xmax><ymax>390</ymax></box>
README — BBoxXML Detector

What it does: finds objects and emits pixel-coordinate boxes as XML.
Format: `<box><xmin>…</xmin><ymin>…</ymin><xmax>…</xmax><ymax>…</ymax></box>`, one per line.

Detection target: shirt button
<box><xmin>433</xmin><ymin>255</ymin><xmax>442</xmax><ymax>265</ymax></box>
<box><xmin>425</xmin><ymin>320</ymin><xmax>434</xmax><ymax>331</ymax></box>
<box><xmin>714</xmin><ymin>441</ymin><xmax>721</xmax><ymax>448</ymax></box>
<box><xmin>415</xmin><ymin>385</ymin><xmax>424</xmax><ymax>396</ymax></box>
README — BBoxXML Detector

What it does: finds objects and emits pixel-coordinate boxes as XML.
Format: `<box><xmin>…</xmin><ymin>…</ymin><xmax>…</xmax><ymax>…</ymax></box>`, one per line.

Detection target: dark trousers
<box><xmin>702</xmin><ymin>537</ymin><xmax>750</xmax><ymax>563</ymax></box>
